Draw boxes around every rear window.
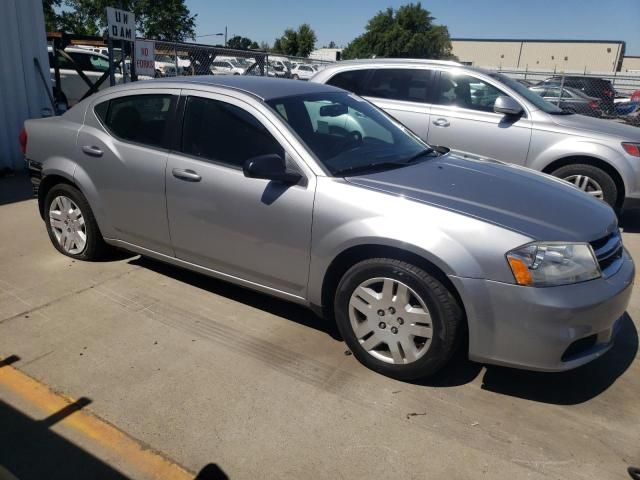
[361,68,433,103]
[326,69,370,95]
[94,94,174,148]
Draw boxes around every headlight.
[506,242,600,287]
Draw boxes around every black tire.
[292,74,299,80]
[334,258,463,380]
[550,163,618,207]
[44,183,108,261]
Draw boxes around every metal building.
[0,0,51,171]
[451,39,626,73]
[622,56,640,73]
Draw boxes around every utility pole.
[225,26,227,47]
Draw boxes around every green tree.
[272,24,316,57]
[44,0,196,40]
[226,36,260,50]
[342,2,452,60]
[43,0,62,31]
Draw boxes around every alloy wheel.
[348,277,433,364]
[49,195,87,254]
[563,174,604,199]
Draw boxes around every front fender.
[307,178,531,307]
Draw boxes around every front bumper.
[449,249,635,371]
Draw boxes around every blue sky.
[186,0,640,55]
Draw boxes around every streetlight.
[195,26,227,46]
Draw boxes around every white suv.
[291,64,316,80]
[48,47,124,107]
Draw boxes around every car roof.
[329,58,462,67]
[126,75,343,100]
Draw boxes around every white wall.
[0,0,52,171]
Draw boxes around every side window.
[99,94,174,148]
[94,100,109,123]
[88,55,109,72]
[326,69,371,95]
[68,52,93,71]
[361,68,433,103]
[435,72,507,112]
[51,52,75,70]
[181,96,284,168]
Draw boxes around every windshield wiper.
[398,147,435,164]
[332,162,406,176]
[333,149,435,177]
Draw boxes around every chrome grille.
[590,231,624,277]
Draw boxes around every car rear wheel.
[44,184,108,261]
[334,258,463,380]
[551,163,617,207]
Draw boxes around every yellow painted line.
[0,361,193,480]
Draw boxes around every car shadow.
[0,172,34,206]
[620,208,640,233]
[130,257,637,404]
[479,313,638,405]
[128,256,343,341]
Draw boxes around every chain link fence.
[146,40,334,80]
[497,68,640,127]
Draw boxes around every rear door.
[76,89,178,254]
[427,70,532,164]
[359,68,434,141]
[326,68,434,141]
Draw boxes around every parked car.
[48,46,122,107]
[311,59,640,209]
[154,54,179,77]
[537,76,616,114]
[210,60,245,75]
[22,76,634,380]
[291,64,316,80]
[266,60,289,78]
[529,85,603,117]
[516,79,537,88]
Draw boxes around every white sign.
[134,40,155,76]
[106,7,135,41]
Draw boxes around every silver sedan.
[22,76,634,380]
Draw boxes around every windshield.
[156,55,174,63]
[266,92,435,176]
[489,72,564,114]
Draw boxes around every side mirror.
[494,95,524,116]
[243,154,302,184]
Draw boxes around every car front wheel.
[334,258,463,380]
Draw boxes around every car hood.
[547,112,640,140]
[345,155,617,242]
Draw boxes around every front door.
[427,71,532,165]
[165,91,315,298]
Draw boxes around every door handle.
[172,168,202,182]
[433,118,450,127]
[81,145,103,157]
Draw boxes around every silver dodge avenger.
[22,76,634,380]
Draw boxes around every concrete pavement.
[0,176,638,479]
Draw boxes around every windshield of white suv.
[488,72,565,114]
[267,92,436,176]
